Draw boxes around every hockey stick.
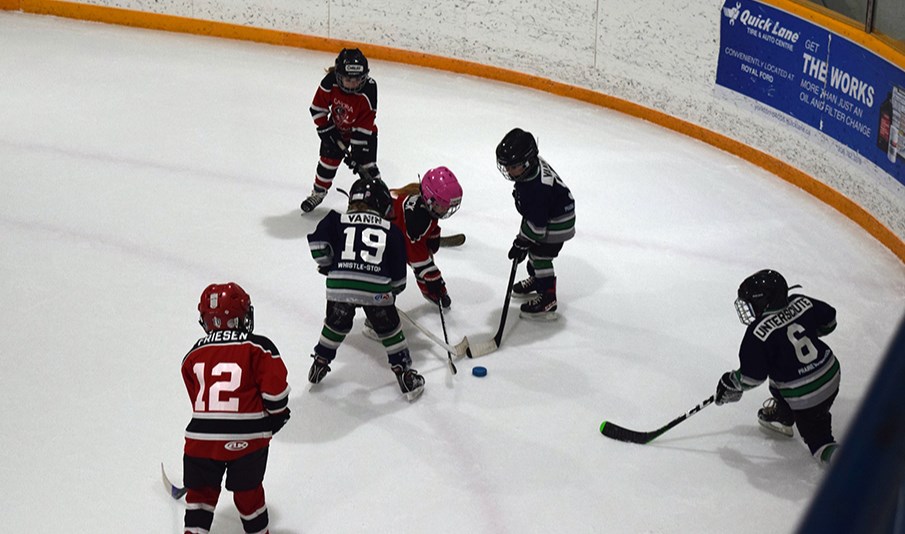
[599,395,715,444]
[466,257,519,358]
[437,301,457,375]
[336,140,375,180]
[439,234,466,248]
[398,308,470,357]
[160,462,187,500]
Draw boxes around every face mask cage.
[497,160,530,181]
[337,73,366,92]
[425,196,461,219]
[734,297,756,325]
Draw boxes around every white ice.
[1,11,903,534]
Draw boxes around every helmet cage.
[424,195,461,219]
[734,297,757,325]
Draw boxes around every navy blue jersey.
[733,294,839,410]
[308,209,407,306]
[512,157,576,244]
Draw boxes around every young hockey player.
[307,176,425,400]
[495,128,576,320]
[302,48,380,213]
[182,282,291,534]
[390,166,463,308]
[714,269,841,465]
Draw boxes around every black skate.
[300,188,327,213]
[511,277,537,299]
[757,398,794,437]
[519,290,557,321]
[392,365,425,401]
[308,355,332,385]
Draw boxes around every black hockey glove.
[423,278,451,309]
[317,123,343,148]
[269,408,290,435]
[508,236,532,263]
[715,372,743,405]
[317,266,330,276]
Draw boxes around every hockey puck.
[472,366,487,377]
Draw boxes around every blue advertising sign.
[717,0,905,184]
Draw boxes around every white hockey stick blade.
[465,338,498,358]
[161,463,187,500]
[398,309,470,357]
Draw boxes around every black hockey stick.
[161,462,187,500]
[336,140,375,180]
[437,301,457,375]
[599,395,715,444]
[466,257,519,357]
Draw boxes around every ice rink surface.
[1,11,904,533]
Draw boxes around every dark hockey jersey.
[309,72,378,154]
[182,330,290,461]
[731,294,839,410]
[308,209,407,306]
[512,157,576,244]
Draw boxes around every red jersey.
[182,330,290,461]
[391,186,442,285]
[309,72,378,140]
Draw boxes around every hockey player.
[390,166,463,308]
[495,128,575,320]
[302,48,380,213]
[182,282,290,534]
[307,176,425,400]
[714,269,841,465]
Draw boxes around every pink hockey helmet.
[420,166,463,219]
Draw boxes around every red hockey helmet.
[198,282,254,333]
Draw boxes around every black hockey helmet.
[348,177,391,217]
[734,269,789,325]
[496,128,539,182]
[334,48,370,93]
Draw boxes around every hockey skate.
[519,290,557,321]
[392,365,425,401]
[300,187,327,213]
[757,397,794,437]
[813,442,838,465]
[308,355,332,385]
[511,277,537,299]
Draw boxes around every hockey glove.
[715,372,743,405]
[508,236,532,263]
[317,123,343,148]
[422,278,451,309]
[317,266,330,276]
[269,408,290,435]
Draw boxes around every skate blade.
[519,310,558,321]
[757,419,794,437]
[403,385,425,402]
[510,292,538,300]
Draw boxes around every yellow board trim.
[3,0,904,262]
